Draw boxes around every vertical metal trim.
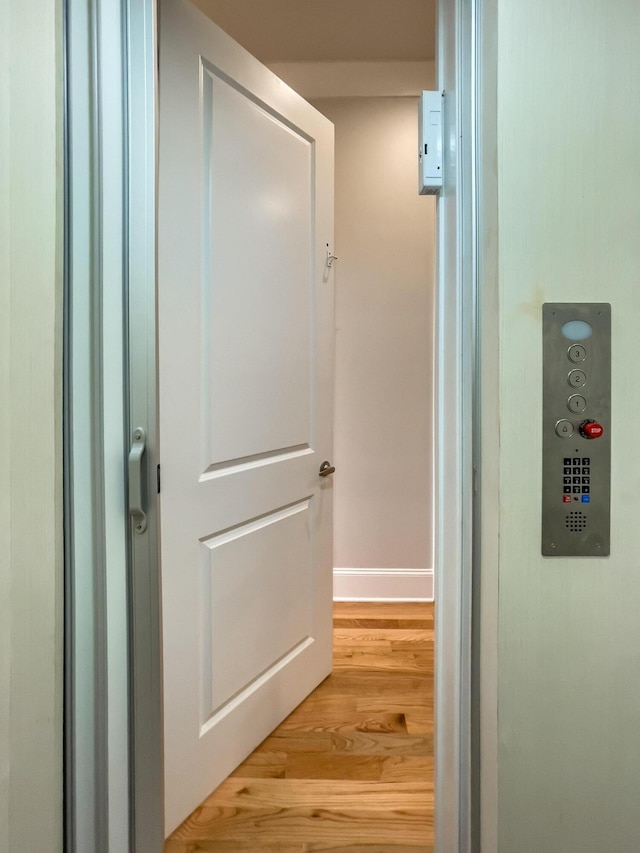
[62,2,75,849]
[119,10,136,839]
[64,0,132,848]
[65,0,108,847]
[125,0,164,848]
[88,3,111,847]
[473,0,500,849]
[434,0,477,851]
[457,1,477,850]
[469,0,483,849]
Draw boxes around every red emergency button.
[579,419,604,439]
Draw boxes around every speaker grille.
[565,511,587,533]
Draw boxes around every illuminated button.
[567,394,587,414]
[568,370,587,388]
[562,320,592,340]
[568,344,587,363]
[563,495,572,503]
[555,419,574,438]
[581,494,590,503]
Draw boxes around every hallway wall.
[271,60,437,601]
[313,95,436,600]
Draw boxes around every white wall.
[310,94,436,600]
[271,61,437,601]
[0,1,63,850]
[490,1,640,849]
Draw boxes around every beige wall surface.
[0,2,63,851]
[495,1,640,850]
[313,96,435,581]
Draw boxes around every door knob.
[319,460,335,477]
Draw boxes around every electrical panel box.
[541,303,611,556]
[419,90,442,196]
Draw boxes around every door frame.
[64,0,163,850]
[435,0,481,850]
[63,0,483,851]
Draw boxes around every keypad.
[561,460,591,501]
[542,304,610,556]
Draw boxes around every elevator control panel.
[542,303,611,556]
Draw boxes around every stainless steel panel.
[542,303,611,556]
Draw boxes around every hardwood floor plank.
[333,651,424,672]
[165,842,308,853]
[171,807,431,846]
[332,602,433,620]
[326,672,426,693]
[277,688,411,733]
[333,628,433,648]
[333,619,432,630]
[259,730,432,757]
[258,731,334,754]
[333,627,433,639]
[404,714,433,735]
[356,698,433,716]
[229,751,286,779]
[329,732,432,756]
[165,602,434,852]
[193,778,428,810]
[305,845,433,853]
[167,842,432,853]
[284,752,387,781]
[378,755,433,783]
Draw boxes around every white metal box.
[419,90,442,195]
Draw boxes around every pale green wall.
[0,2,63,850]
[496,1,640,850]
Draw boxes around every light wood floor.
[166,601,434,853]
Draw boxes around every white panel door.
[158,0,335,835]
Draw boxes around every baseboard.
[333,568,434,602]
